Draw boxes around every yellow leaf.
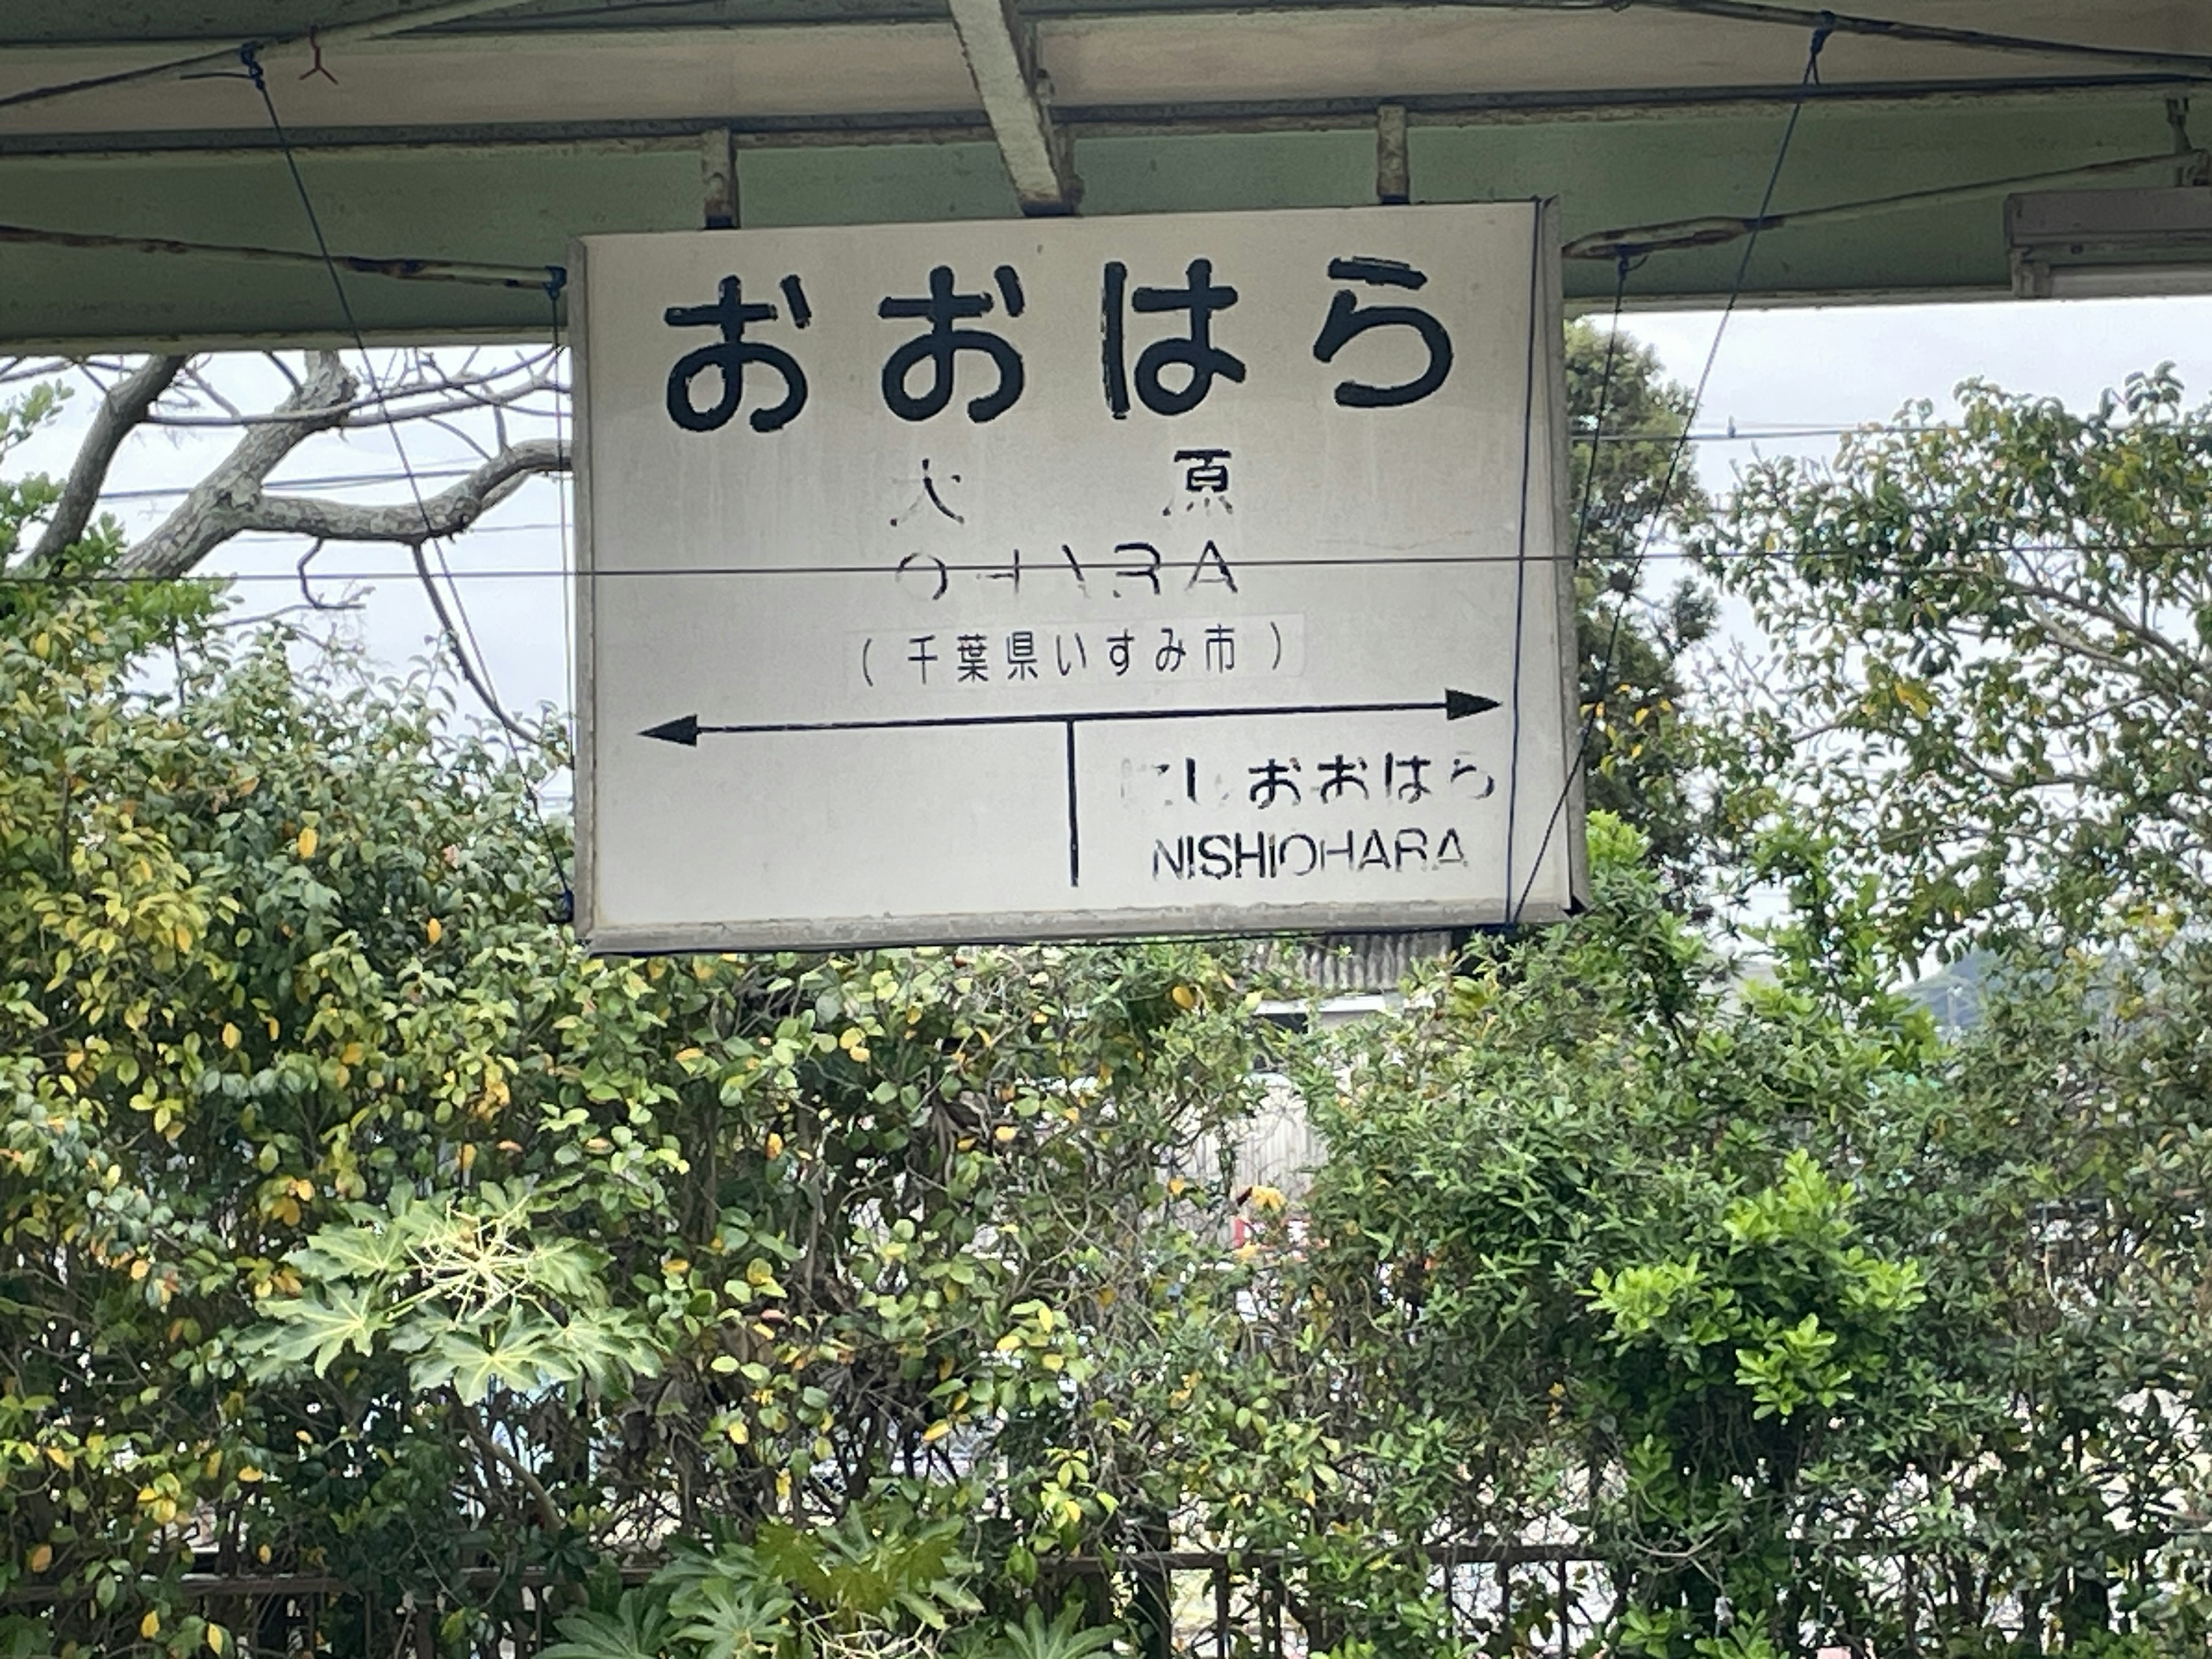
[994,1332,1023,1353]
[141,1613,161,1639]
[849,1044,870,1062]
[662,1257,690,1277]
[920,1420,952,1443]
[425,916,443,944]
[130,1258,151,1282]
[28,1543,51,1574]
[458,1143,477,1173]
[221,1023,240,1051]
[993,1125,1017,1144]
[296,825,318,859]
[236,1465,264,1483]
[174,925,192,952]
[340,1041,365,1065]
[208,1623,229,1654]
[765,1132,785,1159]
[1170,984,1197,1010]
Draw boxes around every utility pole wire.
[122,432,565,579]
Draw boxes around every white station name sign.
[573,203,1585,950]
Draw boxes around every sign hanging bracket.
[702,127,739,229]
[1377,104,1411,205]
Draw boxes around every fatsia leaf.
[413,1325,566,1404]
[538,1592,673,1659]
[994,1603,1118,1659]
[672,1580,796,1659]
[247,1286,388,1378]
[289,1219,412,1283]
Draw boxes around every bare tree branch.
[124,433,566,578]
[119,352,359,578]
[24,354,189,571]
[0,357,77,388]
[137,354,560,429]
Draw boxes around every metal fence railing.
[12,1537,2205,1658]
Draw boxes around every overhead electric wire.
[0,127,2180,319]
[1567,144,2208,263]
[0,0,544,115]
[1512,12,1832,925]
[233,39,575,906]
[99,462,504,503]
[239,43,543,751]
[14,539,2212,588]
[1642,0,2212,78]
[3,0,2207,122]
[79,422,1959,512]
[0,222,554,290]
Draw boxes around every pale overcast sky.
[17,291,2212,770]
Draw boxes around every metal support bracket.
[702,127,738,229]
[1376,103,1410,204]
[948,0,1082,215]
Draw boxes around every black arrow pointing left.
[641,689,1499,747]
[637,688,1501,890]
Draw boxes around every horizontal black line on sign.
[641,689,1499,746]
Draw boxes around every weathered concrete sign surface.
[573,202,1583,950]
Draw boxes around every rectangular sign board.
[573,202,1585,950]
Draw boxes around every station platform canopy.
[2,2,2209,348]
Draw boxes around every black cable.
[19,536,2212,586]
[240,46,527,734]
[1511,12,1834,925]
[3,0,2206,120]
[0,221,551,290]
[1491,252,1623,933]
[239,43,574,912]
[1646,0,2212,78]
[545,272,577,923]
[1499,206,1555,952]
[77,421,1974,509]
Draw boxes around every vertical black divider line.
[1065,719,1081,887]
[1499,201,1545,927]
